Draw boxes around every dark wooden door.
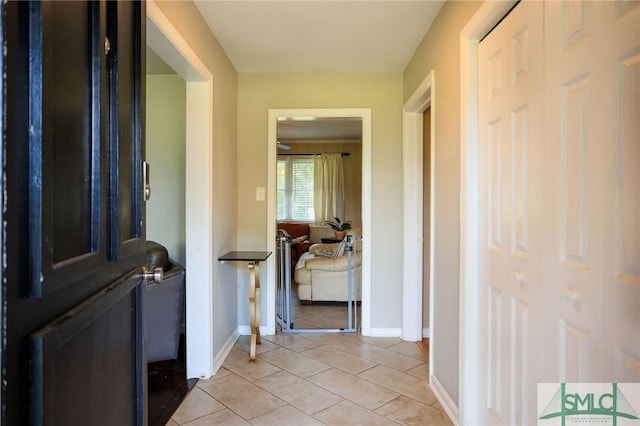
[3,1,147,424]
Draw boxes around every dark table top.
[321,238,343,244]
[218,251,272,262]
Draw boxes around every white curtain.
[314,153,345,223]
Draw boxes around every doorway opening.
[145,46,189,426]
[275,117,362,331]
[146,1,215,380]
[265,109,372,336]
[145,48,186,267]
[402,71,435,346]
[403,71,460,417]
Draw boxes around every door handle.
[143,161,151,201]
[142,266,163,283]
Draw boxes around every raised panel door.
[477,1,545,424]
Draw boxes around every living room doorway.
[265,109,372,335]
[275,117,363,331]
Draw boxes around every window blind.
[277,156,314,221]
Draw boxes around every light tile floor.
[288,280,361,331]
[168,333,452,425]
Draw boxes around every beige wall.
[146,74,186,265]
[403,0,482,407]
[154,0,239,357]
[278,141,362,228]
[238,73,403,329]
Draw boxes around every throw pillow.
[291,234,308,244]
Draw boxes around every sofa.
[294,236,362,304]
[277,222,312,270]
[145,241,186,363]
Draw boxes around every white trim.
[211,328,240,377]
[422,328,430,338]
[146,1,209,83]
[147,0,215,380]
[402,71,435,344]
[368,328,402,338]
[459,1,517,424]
[430,374,460,426]
[267,109,372,336]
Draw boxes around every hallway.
[167,334,451,425]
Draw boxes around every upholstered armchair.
[277,222,312,270]
[145,241,186,363]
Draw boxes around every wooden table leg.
[248,261,261,361]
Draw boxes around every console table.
[218,251,272,361]
[321,237,343,244]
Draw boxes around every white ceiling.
[193,0,445,73]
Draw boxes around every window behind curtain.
[277,156,314,221]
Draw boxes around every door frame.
[146,0,215,379]
[459,1,517,424]
[402,70,435,346]
[266,108,372,335]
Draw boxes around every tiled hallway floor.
[167,333,452,425]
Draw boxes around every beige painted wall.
[153,0,239,357]
[238,73,403,329]
[146,74,186,265]
[278,141,362,228]
[403,0,483,407]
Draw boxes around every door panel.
[599,0,640,384]
[478,1,545,424]
[47,1,97,263]
[3,1,146,424]
[108,0,145,261]
[544,0,602,379]
[544,0,640,384]
[477,1,639,424]
[30,0,105,297]
[31,273,144,425]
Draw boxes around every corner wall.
[403,0,482,407]
[152,0,239,370]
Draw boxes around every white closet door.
[477,1,639,424]
[544,0,640,384]
[603,2,640,383]
[477,2,545,425]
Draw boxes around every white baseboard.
[211,327,240,376]
[369,328,401,337]
[238,325,269,335]
[430,374,460,426]
[240,325,402,339]
[422,327,430,338]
